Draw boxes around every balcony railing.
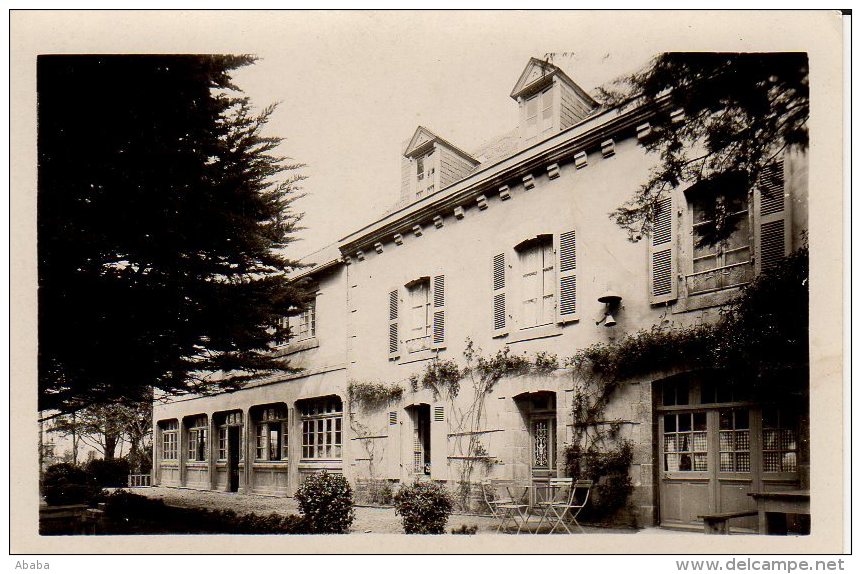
[686,260,753,296]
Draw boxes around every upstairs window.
[516,235,555,329]
[274,297,317,346]
[688,187,753,295]
[405,277,431,353]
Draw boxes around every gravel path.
[131,486,637,535]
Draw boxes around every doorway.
[227,426,241,492]
[407,404,431,477]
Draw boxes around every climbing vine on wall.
[562,246,809,522]
[346,380,404,498]
[411,339,556,510]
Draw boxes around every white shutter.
[431,273,446,349]
[649,196,678,304]
[387,288,400,360]
[556,230,578,323]
[430,405,447,480]
[492,252,508,337]
[755,159,790,274]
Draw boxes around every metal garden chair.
[482,479,529,533]
[534,478,593,534]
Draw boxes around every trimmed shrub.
[393,480,453,534]
[42,463,102,506]
[87,457,131,487]
[96,490,308,534]
[294,471,355,533]
[451,524,478,535]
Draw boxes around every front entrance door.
[227,426,241,493]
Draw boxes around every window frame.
[185,416,208,462]
[253,406,288,463]
[514,234,556,331]
[160,420,178,461]
[686,188,754,296]
[299,397,343,461]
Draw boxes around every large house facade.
[152,58,809,530]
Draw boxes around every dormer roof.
[509,57,598,107]
[403,125,479,165]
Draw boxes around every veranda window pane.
[736,452,751,472]
[693,453,707,471]
[694,412,707,431]
[678,414,691,432]
[664,414,676,432]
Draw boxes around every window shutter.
[492,252,508,337]
[648,196,678,304]
[431,273,446,349]
[387,288,400,360]
[430,405,446,479]
[556,229,578,323]
[755,159,789,274]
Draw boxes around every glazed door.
[530,415,556,500]
[659,408,756,530]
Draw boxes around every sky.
[224,12,657,259]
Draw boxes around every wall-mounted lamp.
[596,289,622,327]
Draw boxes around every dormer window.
[510,58,598,149]
[524,88,554,146]
[400,126,479,207]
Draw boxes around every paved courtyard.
[132,486,681,535]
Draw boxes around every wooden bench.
[698,510,758,534]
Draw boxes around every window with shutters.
[673,160,789,308]
[390,273,446,359]
[687,187,753,295]
[515,235,555,329]
[405,278,431,353]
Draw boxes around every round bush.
[294,471,355,533]
[393,480,454,534]
[42,463,102,506]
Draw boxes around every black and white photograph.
[9,8,847,559]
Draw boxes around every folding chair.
[483,479,529,533]
[534,479,592,534]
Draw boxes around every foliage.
[393,481,454,534]
[568,246,809,396]
[412,340,559,510]
[38,54,307,413]
[366,480,394,505]
[294,471,355,533]
[564,440,633,522]
[42,463,103,506]
[347,381,404,411]
[86,457,131,488]
[451,524,478,535]
[58,490,310,535]
[562,248,809,523]
[533,351,560,374]
[49,397,153,462]
[596,52,808,242]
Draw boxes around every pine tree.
[38,55,308,412]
